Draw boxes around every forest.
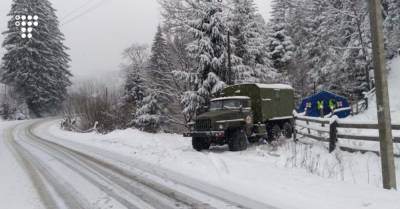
[1,0,400,134]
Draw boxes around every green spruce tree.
[135,26,174,132]
[230,0,275,83]
[1,0,71,117]
[384,0,400,58]
[266,0,295,76]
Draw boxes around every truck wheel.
[192,137,210,151]
[270,125,281,140]
[282,122,293,139]
[228,129,248,152]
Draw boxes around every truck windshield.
[209,99,248,111]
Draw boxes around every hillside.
[347,57,400,123]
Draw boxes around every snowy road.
[3,119,276,209]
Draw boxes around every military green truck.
[184,84,295,152]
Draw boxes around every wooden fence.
[350,88,376,115]
[293,114,400,155]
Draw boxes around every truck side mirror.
[199,106,208,114]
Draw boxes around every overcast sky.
[0,0,271,79]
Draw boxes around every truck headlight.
[218,124,224,130]
[245,115,253,124]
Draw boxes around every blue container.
[298,91,351,118]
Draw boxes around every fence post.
[329,121,338,153]
[293,115,298,142]
[306,119,311,134]
[356,101,359,114]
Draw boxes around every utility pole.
[313,82,316,95]
[4,84,6,101]
[368,0,397,190]
[227,30,232,85]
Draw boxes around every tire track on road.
[6,123,91,209]
[16,132,146,209]
[25,124,217,209]
[7,120,220,209]
[13,119,279,209]
[35,125,278,209]
[4,124,59,209]
[21,128,188,209]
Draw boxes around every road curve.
[5,119,278,209]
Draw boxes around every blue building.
[298,91,351,118]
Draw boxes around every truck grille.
[195,119,211,131]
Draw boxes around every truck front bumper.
[183,131,225,138]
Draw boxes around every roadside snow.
[39,119,400,209]
[332,57,400,154]
[0,120,44,209]
[346,57,400,123]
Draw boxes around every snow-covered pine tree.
[147,26,175,96]
[280,0,373,99]
[134,90,163,133]
[299,0,342,94]
[121,44,149,114]
[43,0,72,105]
[280,0,315,99]
[384,0,400,58]
[187,0,228,81]
[229,0,275,83]
[322,0,372,98]
[135,26,176,132]
[266,0,295,77]
[121,68,146,128]
[185,0,227,111]
[1,0,71,117]
[161,0,227,121]
[124,68,146,101]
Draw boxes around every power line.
[61,0,98,21]
[61,0,109,26]
[61,0,108,25]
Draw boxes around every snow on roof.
[255,83,294,90]
[227,83,294,90]
[301,90,348,101]
[211,96,250,102]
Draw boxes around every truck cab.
[185,84,295,152]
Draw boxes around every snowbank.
[331,57,400,154]
[346,57,400,123]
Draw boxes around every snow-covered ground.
[36,124,399,209]
[346,57,400,123]
[0,120,44,209]
[336,57,400,153]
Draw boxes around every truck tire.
[282,122,293,139]
[270,124,281,140]
[192,137,210,151]
[228,129,248,152]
